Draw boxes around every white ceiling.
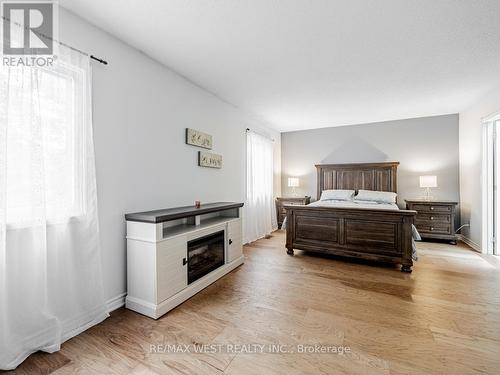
[60,0,500,132]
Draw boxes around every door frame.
[482,113,500,255]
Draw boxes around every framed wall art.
[186,128,213,149]
[198,151,222,169]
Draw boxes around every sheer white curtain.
[0,45,108,370]
[244,131,277,243]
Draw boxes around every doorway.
[483,114,500,254]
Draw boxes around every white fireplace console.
[125,202,244,319]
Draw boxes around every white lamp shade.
[419,175,437,188]
[288,177,299,187]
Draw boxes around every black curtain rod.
[90,55,108,65]
[1,16,108,66]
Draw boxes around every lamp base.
[421,187,433,201]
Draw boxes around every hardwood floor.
[6,230,500,374]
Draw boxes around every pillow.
[354,190,397,204]
[320,189,355,201]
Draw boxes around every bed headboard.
[315,162,399,199]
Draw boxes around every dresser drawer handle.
[430,207,434,210]
[430,217,434,220]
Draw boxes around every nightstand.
[276,196,311,229]
[405,200,458,244]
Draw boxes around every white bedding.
[307,199,399,211]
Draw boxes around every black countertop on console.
[125,202,244,223]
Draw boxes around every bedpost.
[401,264,412,273]
[316,166,322,201]
[285,208,294,255]
[401,215,414,272]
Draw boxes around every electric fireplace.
[187,230,225,284]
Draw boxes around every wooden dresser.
[276,196,311,228]
[405,200,458,244]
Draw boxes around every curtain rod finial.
[90,55,108,65]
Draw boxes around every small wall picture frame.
[186,128,213,149]
[198,151,222,169]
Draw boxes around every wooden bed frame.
[285,162,417,272]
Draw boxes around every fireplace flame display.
[187,231,225,284]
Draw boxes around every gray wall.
[281,114,460,208]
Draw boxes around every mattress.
[307,199,399,210]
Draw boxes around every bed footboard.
[284,205,416,272]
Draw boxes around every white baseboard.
[459,235,481,252]
[106,292,126,313]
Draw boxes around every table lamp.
[288,177,299,196]
[420,175,437,201]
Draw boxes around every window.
[0,45,107,370]
[0,62,86,225]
